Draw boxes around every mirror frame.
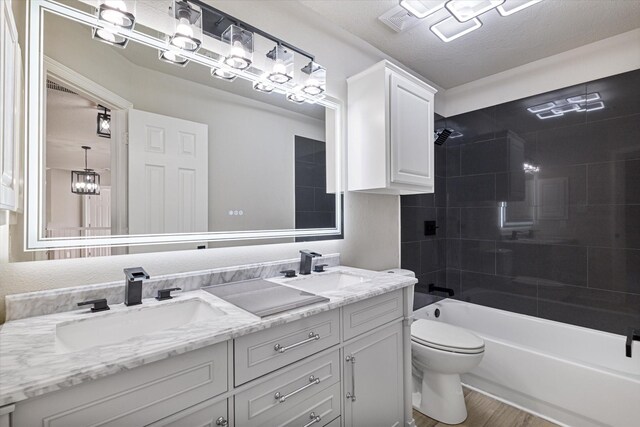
[25,0,344,251]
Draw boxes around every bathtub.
[413,300,640,427]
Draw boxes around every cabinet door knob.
[215,416,228,426]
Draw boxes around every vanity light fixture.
[266,44,293,84]
[97,0,135,30]
[159,49,189,66]
[169,0,202,52]
[430,16,482,42]
[71,146,101,195]
[211,68,237,82]
[301,61,326,96]
[400,0,445,19]
[222,25,253,70]
[496,0,543,16]
[97,105,111,138]
[445,0,505,22]
[91,27,128,48]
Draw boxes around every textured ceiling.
[299,0,640,89]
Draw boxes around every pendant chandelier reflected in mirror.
[71,146,101,195]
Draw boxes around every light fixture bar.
[188,0,315,62]
[526,101,555,113]
[497,0,543,16]
[445,0,505,22]
[567,92,600,104]
[430,16,482,42]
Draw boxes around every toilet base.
[414,370,467,425]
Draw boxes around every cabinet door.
[148,398,228,427]
[0,0,20,211]
[343,322,404,427]
[389,72,434,188]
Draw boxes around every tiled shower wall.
[402,69,640,335]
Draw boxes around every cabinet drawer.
[235,351,340,427]
[148,398,227,427]
[343,290,403,340]
[244,382,341,427]
[235,309,340,385]
[13,342,228,427]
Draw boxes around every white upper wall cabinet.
[0,0,21,212]
[347,60,436,195]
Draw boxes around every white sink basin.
[272,272,369,294]
[56,298,226,353]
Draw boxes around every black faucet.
[299,250,322,275]
[428,283,455,297]
[124,267,149,306]
[626,328,640,357]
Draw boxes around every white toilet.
[411,318,485,424]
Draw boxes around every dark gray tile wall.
[402,70,640,335]
[294,136,343,242]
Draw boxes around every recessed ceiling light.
[496,0,543,16]
[430,16,482,42]
[444,0,505,22]
[92,27,128,48]
[399,1,446,19]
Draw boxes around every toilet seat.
[411,319,484,354]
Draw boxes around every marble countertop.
[0,266,416,407]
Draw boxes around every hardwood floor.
[413,387,559,427]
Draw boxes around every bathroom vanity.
[0,264,417,427]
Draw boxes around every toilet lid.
[411,319,484,353]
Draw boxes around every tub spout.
[626,328,640,358]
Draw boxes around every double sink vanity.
[0,255,417,427]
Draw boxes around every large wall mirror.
[25,0,343,258]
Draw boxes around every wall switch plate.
[424,221,437,236]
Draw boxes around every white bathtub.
[413,300,640,427]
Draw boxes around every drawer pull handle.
[274,332,320,353]
[274,375,321,403]
[215,416,228,426]
[346,354,356,402]
[303,412,322,427]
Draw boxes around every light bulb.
[176,18,193,37]
[253,81,274,93]
[268,60,291,84]
[100,0,134,28]
[302,79,323,96]
[224,41,251,70]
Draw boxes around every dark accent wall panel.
[401,70,640,335]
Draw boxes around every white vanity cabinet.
[0,0,21,212]
[348,60,437,195]
[12,342,229,427]
[10,287,412,427]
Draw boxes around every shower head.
[434,128,452,146]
